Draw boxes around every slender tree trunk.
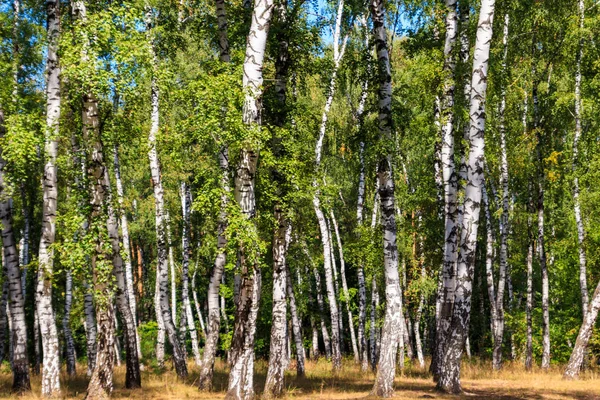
[532,55,550,370]
[63,269,76,376]
[414,245,425,369]
[327,216,344,353]
[166,216,177,327]
[0,107,30,393]
[113,145,142,360]
[370,0,402,395]
[432,0,459,381]
[525,236,534,370]
[356,142,368,372]
[369,277,378,371]
[303,243,331,359]
[198,147,229,390]
[286,261,305,376]
[154,266,165,367]
[311,0,347,372]
[330,210,359,363]
[564,277,600,378]
[145,5,188,379]
[264,208,289,398]
[37,1,61,396]
[226,0,273,396]
[179,183,201,366]
[493,12,510,372]
[437,0,495,393]
[573,0,588,321]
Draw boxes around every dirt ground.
[1,358,599,399]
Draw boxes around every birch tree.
[145,5,188,379]
[437,0,496,392]
[370,0,403,394]
[226,0,274,396]
[37,0,61,395]
[432,0,459,380]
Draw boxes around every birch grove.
[0,0,599,398]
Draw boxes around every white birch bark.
[63,268,76,376]
[370,0,402,394]
[179,182,201,366]
[264,207,289,398]
[564,275,600,378]
[37,0,61,395]
[113,145,141,359]
[369,277,378,371]
[532,56,550,370]
[573,0,588,320]
[0,282,7,366]
[433,0,459,381]
[84,281,97,376]
[0,106,30,392]
[154,265,165,367]
[303,242,331,359]
[330,210,359,362]
[438,0,496,392]
[414,238,425,369]
[326,215,344,353]
[525,235,534,370]
[145,5,187,378]
[226,0,273,396]
[285,259,305,376]
[166,214,177,326]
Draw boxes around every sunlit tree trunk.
[532,51,550,370]
[145,5,187,379]
[83,281,98,376]
[63,268,76,376]
[370,0,402,394]
[0,107,30,393]
[179,182,201,366]
[286,260,305,376]
[303,242,331,359]
[572,0,588,321]
[432,0,459,381]
[564,277,600,378]
[414,233,425,369]
[113,145,142,359]
[330,210,359,362]
[311,0,347,371]
[264,207,289,398]
[492,12,510,372]
[369,277,378,371]
[226,0,273,396]
[437,0,495,393]
[326,216,344,353]
[37,1,61,396]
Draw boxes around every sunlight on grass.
[1,357,599,399]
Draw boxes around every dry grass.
[1,357,599,399]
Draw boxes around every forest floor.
[2,357,600,399]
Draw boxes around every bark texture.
[37,1,61,395]
[437,0,495,393]
[370,0,402,395]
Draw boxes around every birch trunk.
[370,0,402,394]
[179,183,201,366]
[145,6,188,379]
[532,59,550,370]
[356,142,368,371]
[286,262,305,376]
[113,145,141,359]
[327,216,344,353]
[433,0,459,381]
[564,276,600,378]
[330,210,359,362]
[303,243,331,359]
[414,247,425,369]
[438,0,495,392]
[154,264,165,367]
[80,88,116,399]
[198,0,231,386]
[63,268,76,376]
[369,277,378,371]
[226,0,273,395]
[264,207,289,398]
[493,12,510,372]
[37,0,61,395]
[0,107,30,392]
[525,236,534,370]
[166,216,177,327]
[311,0,347,371]
[573,0,588,320]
